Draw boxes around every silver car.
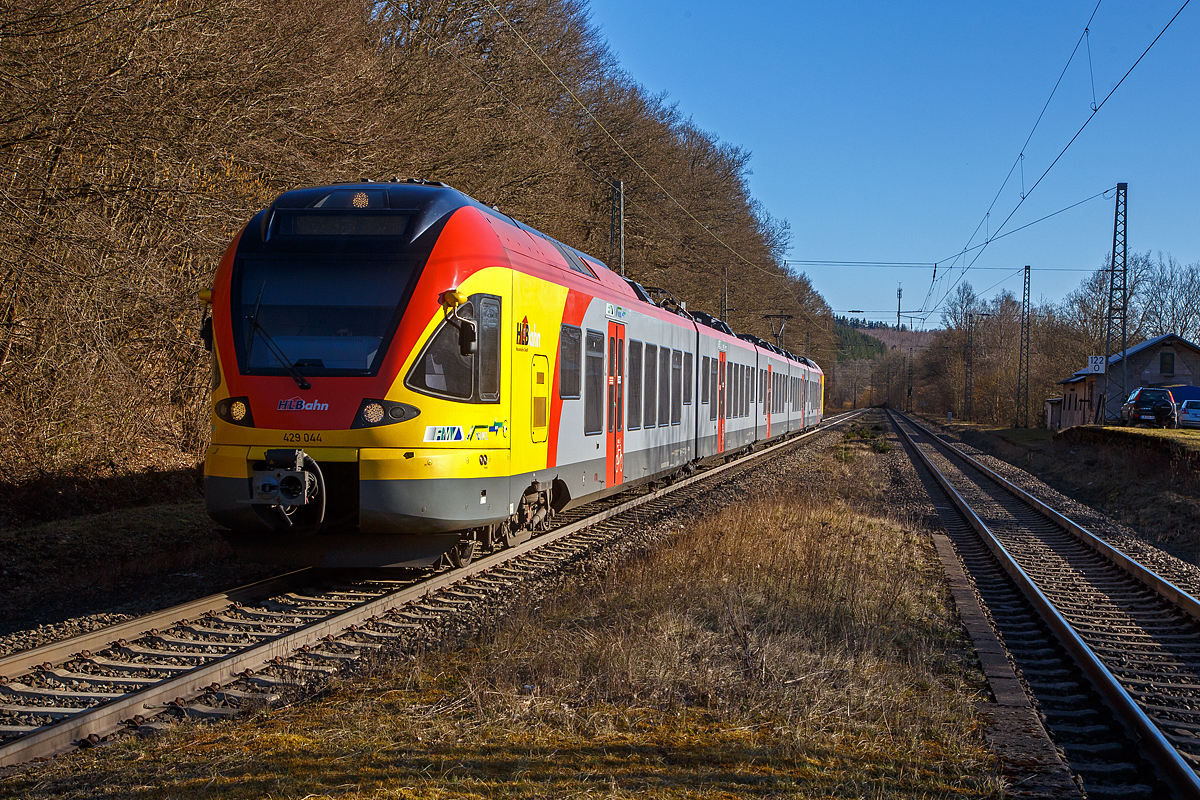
[1180,399,1200,429]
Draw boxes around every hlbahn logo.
[278,397,329,411]
[516,316,541,348]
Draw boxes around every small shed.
[1043,397,1062,430]
[1052,334,1200,427]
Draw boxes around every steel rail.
[901,413,1200,625]
[0,570,315,680]
[889,410,1200,797]
[0,411,858,767]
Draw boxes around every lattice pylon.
[1102,183,1128,421]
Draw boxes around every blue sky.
[583,0,1199,327]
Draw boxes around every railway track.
[890,410,1200,799]
[0,412,858,768]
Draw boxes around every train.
[200,179,823,567]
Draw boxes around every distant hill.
[834,319,887,361]
[868,327,940,352]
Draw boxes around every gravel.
[924,420,1200,602]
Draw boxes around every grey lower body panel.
[359,474,512,534]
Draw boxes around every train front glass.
[230,190,420,383]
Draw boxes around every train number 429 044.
[283,432,322,443]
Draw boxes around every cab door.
[531,354,549,443]
[717,351,726,453]
[606,322,625,485]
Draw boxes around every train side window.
[406,302,474,400]
[644,344,658,427]
[559,325,582,399]
[725,362,732,420]
[584,329,604,435]
[748,364,754,406]
[671,350,683,424]
[709,359,718,421]
[734,364,744,417]
[732,364,739,417]
[729,367,739,419]
[627,340,643,430]
[683,352,693,405]
[658,346,671,427]
[738,365,745,417]
[479,297,501,402]
[720,362,729,422]
[734,367,744,419]
[700,356,710,403]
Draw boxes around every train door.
[531,354,549,443]
[717,351,726,452]
[607,321,624,485]
[765,364,772,438]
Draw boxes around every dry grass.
[1105,424,1200,453]
[1,433,1000,798]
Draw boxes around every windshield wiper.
[246,281,311,390]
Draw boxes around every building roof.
[1071,333,1200,378]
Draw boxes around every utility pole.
[722,263,728,323]
[1015,265,1031,428]
[1102,182,1128,422]
[609,180,625,277]
[804,330,810,358]
[964,312,992,421]
[897,284,902,329]
[908,346,914,412]
[964,317,974,421]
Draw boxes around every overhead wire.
[922,0,1103,315]
[926,0,1191,321]
[476,0,818,318]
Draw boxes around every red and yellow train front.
[202,184,564,564]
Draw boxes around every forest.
[0,0,837,489]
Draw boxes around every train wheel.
[447,539,476,569]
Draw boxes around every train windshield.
[234,257,416,376]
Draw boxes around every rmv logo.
[278,397,329,411]
[516,316,541,348]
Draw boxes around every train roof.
[266,180,822,373]
[268,180,604,270]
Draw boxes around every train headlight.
[215,396,255,427]
[351,398,420,429]
[362,402,385,424]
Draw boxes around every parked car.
[1121,387,1178,427]
[1180,399,1200,429]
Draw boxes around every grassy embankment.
[2,425,1001,798]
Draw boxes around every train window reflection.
[584,330,605,435]
[408,304,474,400]
[238,258,410,375]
